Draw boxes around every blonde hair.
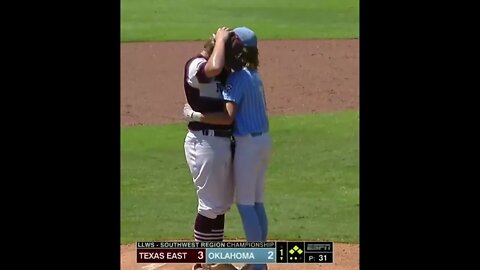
[203,36,215,55]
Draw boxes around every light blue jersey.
[222,68,269,136]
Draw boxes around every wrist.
[190,111,202,122]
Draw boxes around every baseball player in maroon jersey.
[183,27,239,270]
[184,27,270,270]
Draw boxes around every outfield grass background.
[121,0,359,42]
[121,112,359,244]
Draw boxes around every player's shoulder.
[188,56,207,67]
[228,68,250,81]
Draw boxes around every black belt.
[201,129,232,138]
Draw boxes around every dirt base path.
[121,39,358,127]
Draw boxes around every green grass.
[121,0,359,42]
[121,111,359,244]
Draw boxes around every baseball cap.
[233,27,257,47]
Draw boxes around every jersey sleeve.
[222,73,244,104]
[187,58,212,87]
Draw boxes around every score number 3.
[198,251,204,260]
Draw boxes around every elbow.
[210,63,224,76]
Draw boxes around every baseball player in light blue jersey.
[185,27,271,270]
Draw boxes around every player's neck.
[200,50,209,59]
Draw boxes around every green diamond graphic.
[297,249,303,254]
[289,249,295,254]
[293,246,299,251]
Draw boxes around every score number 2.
[267,250,276,262]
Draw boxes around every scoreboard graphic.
[137,242,333,264]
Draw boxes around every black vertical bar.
[275,241,287,263]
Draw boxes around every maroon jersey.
[184,55,233,131]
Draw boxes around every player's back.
[226,68,269,136]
